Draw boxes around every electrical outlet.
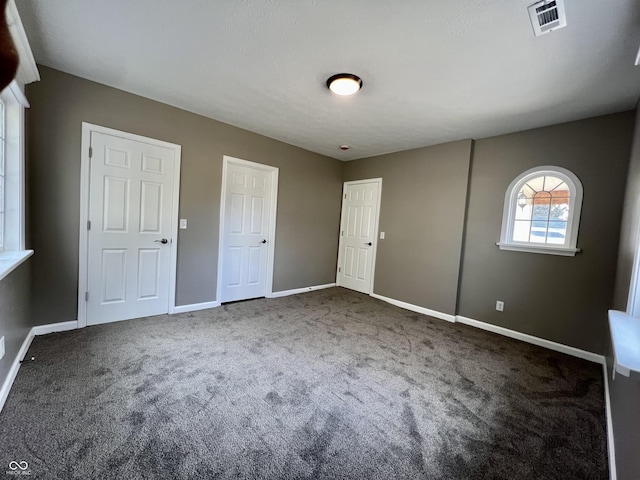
[496,301,504,312]
[0,336,4,360]
[380,232,385,239]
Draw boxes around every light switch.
[380,232,385,239]
[179,219,188,229]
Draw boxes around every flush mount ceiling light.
[326,73,362,96]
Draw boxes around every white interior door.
[85,130,179,325]
[219,157,278,303]
[337,179,382,294]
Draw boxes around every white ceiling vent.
[528,0,567,37]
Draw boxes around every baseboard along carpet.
[0,288,607,479]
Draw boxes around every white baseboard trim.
[455,315,605,364]
[602,360,617,480]
[0,328,35,413]
[370,293,456,323]
[173,301,220,314]
[33,321,78,336]
[270,283,336,299]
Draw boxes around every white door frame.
[335,178,383,295]
[216,155,279,303]
[78,122,182,328]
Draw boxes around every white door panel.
[87,131,177,325]
[337,180,381,294]
[220,159,277,303]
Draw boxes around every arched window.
[498,166,583,256]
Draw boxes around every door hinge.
[339,267,341,273]
[87,220,91,230]
[85,291,89,302]
[89,146,93,158]
[341,231,344,236]
[344,194,346,199]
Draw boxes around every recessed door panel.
[101,249,127,303]
[346,206,358,237]
[141,154,164,174]
[251,196,264,234]
[252,175,266,191]
[140,181,163,233]
[232,172,246,187]
[103,176,129,232]
[248,246,261,285]
[227,247,242,287]
[105,147,130,169]
[344,246,355,278]
[137,249,160,299]
[230,194,245,234]
[357,248,368,280]
[360,206,372,238]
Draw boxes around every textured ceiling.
[15,0,640,160]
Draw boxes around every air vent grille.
[528,0,566,37]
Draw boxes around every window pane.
[551,181,569,194]
[532,199,550,221]
[515,188,532,220]
[543,176,564,191]
[550,200,569,221]
[531,194,550,242]
[520,184,536,198]
[526,176,545,192]
[546,220,567,244]
[515,202,532,220]
[513,220,531,242]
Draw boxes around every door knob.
[260,239,267,244]
[365,242,372,246]
[155,238,169,244]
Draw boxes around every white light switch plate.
[0,336,4,360]
[380,232,385,239]
[179,219,187,229]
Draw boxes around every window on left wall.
[0,81,33,282]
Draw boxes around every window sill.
[0,250,33,282]
[496,242,580,256]
[608,310,640,378]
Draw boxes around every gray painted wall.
[0,261,33,389]
[25,66,343,324]
[610,106,640,480]
[458,112,634,354]
[343,140,472,315]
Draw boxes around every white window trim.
[0,81,33,282]
[497,165,583,257]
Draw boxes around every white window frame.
[0,81,33,281]
[497,165,583,257]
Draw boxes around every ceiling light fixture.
[327,73,362,96]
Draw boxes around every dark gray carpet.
[0,287,607,479]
